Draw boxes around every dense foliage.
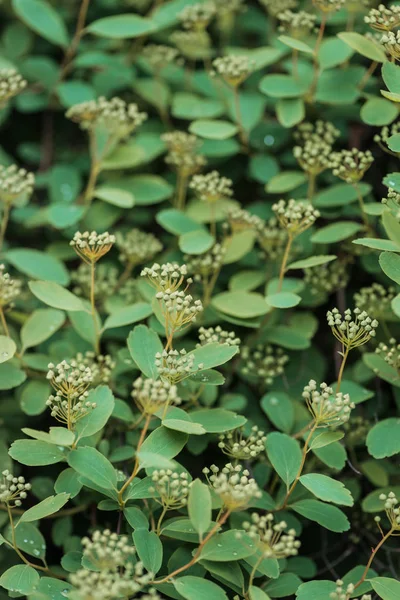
[1,0,400,598]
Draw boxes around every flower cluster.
[376,338,400,372]
[211,55,254,87]
[227,208,265,233]
[354,283,395,319]
[0,69,27,107]
[381,30,400,61]
[74,351,115,385]
[197,325,240,347]
[66,96,147,137]
[81,529,135,570]
[294,120,339,175]
[150,470,190,508]
[203,463,262,510]
[312,0,346,12]
[156,290,203,330]
[72,263,119,300]
[302,380,355,427]
[155,349,202,384]
[278,10,317,37]
[132,377,181,415]
[260,0,297,17]
[46,359,95,427]
[331,148,374,184]
[327,307,379,350]
[382,188,400,218]
[141,262,189,293]
[241,344,288,386]
[374,121,400,151]
[179,2,216,30]
[304,260,349,298]
[0,164,35,204]
[116,229,162,266]
[185,244,225,282]
[330,580,371,600]
[0,264,21,308]
[190,170,233,202]
[257,217,288,260]
[272,199,319,236]
[0,470,31,507]
[162,130,206,175]
[242,513,301,558]
[365,4,400,32]
[342,416,371,447]
[170,30,212,61]
[142,44,181,70]
[218,426,266,459]
[378,491,400,530]
[71,231,116,264]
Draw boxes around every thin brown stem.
[314,14,327,58]
[0,202,11,251]
[308,173,316,201]
[156,505,168,535]
[336,346,350,394]
[0,305,10,337]
[352,528,394,594]
[277,234,293,292]
[59,0,91,81]
[176,171,188,210]
[358,61,378,92]
[118,414,151,506]
[280,422,317,509]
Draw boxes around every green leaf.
[174,576,228,600]
[19,493,70,523]
[278,35,313,54]
[338,32,386,62]
[299,473,354,506]
[21,308,65,350]
[291,499,350,533]
[140,426,187,459]
[9,439,65,465]
[314,182,370,207]
[362,486,400,512]
[212,291,269,318]
[188,479,212,540]
[0,564,40,595]
[318,38,353,70]
[382,61,400,94]
[172,92,224,120]
[265,573,301,597]
[387,133,400,152]
[287,255,336,270]
[29,280,85,311]
[127,324,163,379]
[54,468,83,499]
[49,427,75,445]
[68,447,117,490]
[249,587,272,600]
[0,335,16,363]
[296,581,335,600]
[259,74,311,98]
[6,249,69,285]
[266,292,301,309]
[311,222,362,244]
[133,529,163,574]
[0,362,26,389]
[189,119,238,140]
[266,171,307,193]
[103,302,152,330]
[179,229,214,255]
[20,381,50,416]
[265,432,302,489]
[309,431,344,450]
[200,530,256,561]
[379,251,400,285]
[122,175,173,205]
[10,522,46,559]
[75,386,115,441]
[189,408,246,432]
[371,577,400,600]
[353,238,400,251]
[163,417,206,435]
[361,97,398,126]
[367,418,400,458]
[276,98,305,128]
[189,343,238,371]
[261,392,294,434]
[157,208,202,235]
[382,210,400,245]
[94,186,135,208]
[13,0,69,47]
[86,14,155,38]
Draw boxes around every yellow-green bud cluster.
[150,469,189,508]
[312,0,345,13]
[365,4,400,31]
[260,0,297,17]
[203,463,262,510]
[376,338,400,372]
[256,217,287,260]
[155,289,203,330]
[327,307,379,349]
[66,97,147,137]
[228,208,265,233]
[382,188,400,218]
[46,359,95,427]
[215,0,246,16]
[0,470,31,507]
[272,199,319,236]
[197,325,240,347]
[342,415,370,447]
[161,131,206,174]
[116,228,162,266]
[374,122,400,147]
[81,529,135,570]
[330,580,371,600]
[278,10,317,37]
[72,263,119,299]
[241,344,288,386]
[119,278,142,304]
[304,260,349,297]
[218,426,266,459]
[242,513,301,558]
[381,30,400,60]
[170,30,212,61]
[302,379,355,427]
[179,2,216,30]
[354,283,395,319]
[378,491,400,530]
[155,349,203,384]
[71,231,115,264]
[0,164,35,204]
[331,148,374,183]
[0,264,21,308]
[295,119,340,146]
[211,55,254,87]
[190,170,233,202]
[185,244,226,281]
[141,262,190,292]
[132,376,181,415]
[142,44,181,69]
[294,121,339,175]
[74,351,115,385]
[0,69,27,107]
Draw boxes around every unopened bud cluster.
[190,170,233,202]
[241,344,288,386]
[203,463,261,510]
[343,415,370,447]
[211,55,254,87]
[304,260,349,297]
[374,122,400,148]
[331,148,374,183]
[179,2,216,30]
[197,325,240,347]
[227,208,265,233]
[312,0,345,12]
[242,513,301,558]
[257,217,287,260]
[46,360,95,427]
[72,263,119,300]
[157,289,203,330]
[82,529,135,570]
[66,97,147,137]
[132,376,181,415]
[260,0,297,17]
[294,120,339,175]
[162,131,206,175]
[0,69,27,107]
[155,349,202,384]
[278,10,317,37]
[365,4,400,31]
[170,30,212,61]
[381,30,400,60]
[141,262,189,293]
[74,351,115,385]
[377,491,400,530]
[185,244,225,281]
[330,580,371,600]
[376,338,400,372]
[0,265,21,308]
[71,231,115,264]
[327,307,378,350]
[272,199,319,236]
[116,229,162,266]
[150,469,189,508]
[142,44,181,70]
[0,470,31,507]
[302,380,355,427]
[354,283,395,319]
[0,164,35,204]
[218,426,266,459]
[382,188,400,218]
[215,0,245,16]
